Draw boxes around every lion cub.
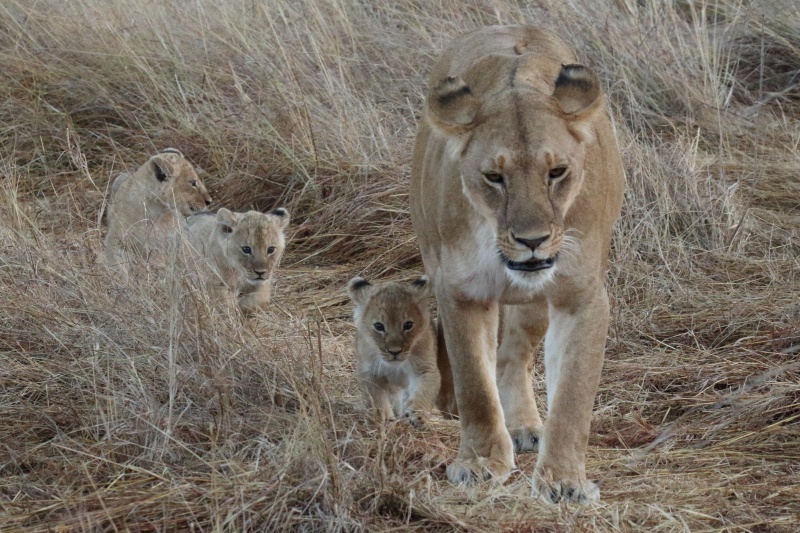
[185,207,290,315]
[105,148,212,271]
[347,276,440,428]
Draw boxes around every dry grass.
[1,0,799,530]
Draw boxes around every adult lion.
[410,25,624,503]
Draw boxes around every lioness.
[410,26,624,503]
[185,208,290,315]
[347,276,440,428]
[105,148,212,271]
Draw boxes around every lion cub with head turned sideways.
[184,207,290,315]
[347,276,440,428]
[105,148,212,272]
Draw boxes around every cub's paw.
[508,425,543,453]
[401,409,428,429]
[531,470,599,504]
[446,456,513,486]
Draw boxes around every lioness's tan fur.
[347,277,440,428]
[105,149,212,271]
[185,208,289,315]
[410,26,624,503]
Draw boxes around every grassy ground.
[1,0,799,530]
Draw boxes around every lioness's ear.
[409,275,431,300]
[552,64,602,119]
[269,207,291,230]
[347,276,372,306]
[216,208,237,234]
[427,75,480,133]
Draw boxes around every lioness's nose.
[205,199,212,206]
[512,232,549,251]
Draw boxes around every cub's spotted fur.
[185,208,289,315]
[347,276,440,428]
[105,149,211,272]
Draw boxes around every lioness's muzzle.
[502,255,556,272]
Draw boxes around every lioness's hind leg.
[434,318,458,418]
[497,299,548,453]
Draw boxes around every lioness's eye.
[267,246,276,254]
[482,172,503,185]
[190,180,198,188]
[373,322,385,333]
[403,321,414,332]
[548,167,567,180]
[241,246,252,255]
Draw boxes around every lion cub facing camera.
[185,207,289,315]
[347,276,440,428]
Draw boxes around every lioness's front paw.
[531,466,599,504]
[508,425,542,453]
[446,456,513,485]
[401,409,428,429]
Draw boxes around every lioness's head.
[215,208,290,284]
[144,149,212,215]
[428,63,603,284]
[347,276,432,363]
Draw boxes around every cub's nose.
[254,269,267,278]
[205,199,212,206]
[512,232,549,251]
[387,348,402,357]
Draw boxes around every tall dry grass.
[1,0,799,530]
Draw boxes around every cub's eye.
[267,246,276,254]
[241,246,252,255]
[373,322,385,333]
[402,321,414,332]
[548,166,568,180]
[190,180,198,188]
[482,172,504,185]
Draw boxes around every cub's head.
[427,63,603,285]
[143,148,212,215]
[215,208,290,284]
[347,276,432,363]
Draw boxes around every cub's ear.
[347,276,373,305]
[150,156,172,182]
[427,75,480,134]
[159,147,184,158]
[269,207,291,230]
[552,64,602,120]
[409,275,431,300]
[216,208,238,234]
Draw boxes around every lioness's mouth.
[501,253,556,272]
